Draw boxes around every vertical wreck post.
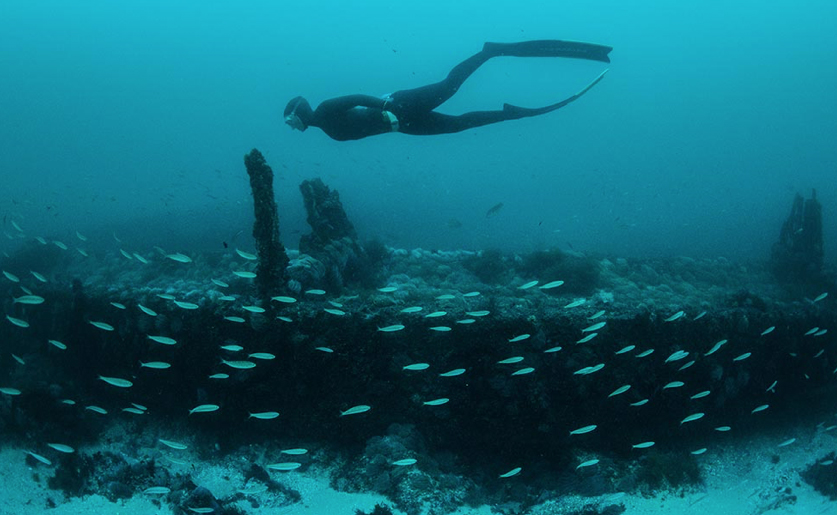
[244,148,288,295]
[297,178,366,291]
[771,189,823,284]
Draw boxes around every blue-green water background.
[2,0,835,262]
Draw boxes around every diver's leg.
[391,40,611,114]
[399,69,609,135]
[483,39,612,63]
[397,110,513,135]
[390,49,492,113]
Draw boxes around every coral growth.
[244,148,289,295]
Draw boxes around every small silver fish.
[499,467,521,478]
[680,413,704,424]
[2,270,20,282]
[89,321,114,331]
[664,311,685,322]
[159,439,188,450]
[403,363,430,371]
[47,443,74,453]
[6,315,29,328]
[189,404,220,415]
[266,462,301,471]
[221,360,256,369]
[665,350,689,362]
[236,249,258,260]
[13,295,44,305]
[138,304,158,317]
[704,339,728,356]
[608,385,631,397]
[497,357,524,364]
[98,376,133,388]
[148,335,177,345]
[248,411,280,420]
[166,253,192,263]
[340,405,371,416]
[570,425,597,435]
[582,322,606,333]
[248,353,275,360]
[140,361,171,369]
[143,487,171,495]
[576,333,598,344]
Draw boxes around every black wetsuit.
[304,40,612,141]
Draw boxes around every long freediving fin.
[503,68,610,118]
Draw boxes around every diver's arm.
[316,95,386,115]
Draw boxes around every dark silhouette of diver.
[284,40,612,141]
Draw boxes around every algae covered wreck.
[1,155,836,515]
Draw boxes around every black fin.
[483,40,612,63]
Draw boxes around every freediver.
[283,40,612,141]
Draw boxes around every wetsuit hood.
[284,96,314,131]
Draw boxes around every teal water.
[1,0,835,259]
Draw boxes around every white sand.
[1,425,836,515]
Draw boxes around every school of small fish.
[0,232,834,497]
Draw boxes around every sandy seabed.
[2,423,836,515]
